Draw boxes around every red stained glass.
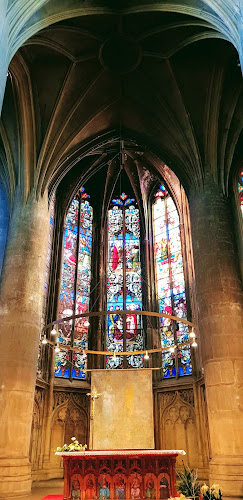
[153,189,192,378]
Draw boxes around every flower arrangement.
[176,462,201,499]
[200,484,222,500]
[56,437,87,452]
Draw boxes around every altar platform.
[56,449,186,500]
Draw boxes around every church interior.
[0,1,242,499]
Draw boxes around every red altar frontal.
[56,449,186,500]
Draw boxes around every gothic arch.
[160,391,200,469]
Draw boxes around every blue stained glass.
[238,170,243,217]
[111,199,123,206]
[55,189,93,379]
[153,190,192,378]
[124,198,135,206]
[106,198,143,369]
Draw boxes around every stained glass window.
[55,188,93,379]
[238,170,243,217]
[153,185,192,378]
[42,193,55,324]
[106,193,143,369]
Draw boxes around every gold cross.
[87,386,101,419]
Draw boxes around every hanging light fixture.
[42,334,47,345]
[192,340,198,348]
[169,346,175,353]
[189,327,196,339]
[55,342,60,353]
[144,350,149,360]
[84,319,90,328]
[51,325,57,335]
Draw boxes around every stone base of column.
[0,457,31,497]
[209,456,243,498]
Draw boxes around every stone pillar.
[0,0,9,114]
[189,176,243,497]
[0,190,49,497]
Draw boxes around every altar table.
[56,449,186,500]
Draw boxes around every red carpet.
[41,496,63,500]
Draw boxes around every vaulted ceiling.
[0,9,242,205]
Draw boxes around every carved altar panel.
[59,452,180,500]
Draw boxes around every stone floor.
[8,480,64,500]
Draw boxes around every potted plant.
[176,462,201,499]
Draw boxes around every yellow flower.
[201,484,209,495]
[211,484,220,492]
[180,495,186,500]
[212,490,219,499]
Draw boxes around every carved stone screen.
[91,369,154,450]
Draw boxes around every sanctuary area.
[0,1,242,499]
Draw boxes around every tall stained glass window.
[238,170,243,217]
[106,193,143,369]
[55,187,93,379]
[153,185,192,378]
[42,193,55,324]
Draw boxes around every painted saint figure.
[99,475,110,499]
[115,474,125,500]
[159,474,170,499]
[71,475,81,500]
[131,474,141,500]
[86,476,95,500]
[145,475,156,499]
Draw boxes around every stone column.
[189,176,243,498]
[0,0,9,114]
[0,190,49,497]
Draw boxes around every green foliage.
[176,462,201,499]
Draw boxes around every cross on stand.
[87,386,102,450]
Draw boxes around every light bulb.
[189,328,196,339]
[84,320,90,327]
[192,341,198,348]
[144,350,149,360]
[51,326,57,335]
[42,334,47,345]
[169,346,175,353]
[55,344,60,353]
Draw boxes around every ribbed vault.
[0,9,242,205]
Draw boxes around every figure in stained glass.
[55,187,93,380]
[153,185,192,378]
[106,193,143,369]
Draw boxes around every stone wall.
[30,382,209,484]
[155,383,209,482]
[30,388,89,482]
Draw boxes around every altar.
[56,449,186,500]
